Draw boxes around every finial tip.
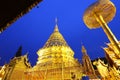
[54,17,59,32]
[55,17,58,24]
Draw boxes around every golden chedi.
[26,21,83,80]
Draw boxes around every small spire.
[81,45,87,55]
[15,46,22,57]
[54,18,59,32]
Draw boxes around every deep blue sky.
[0,0,120,66]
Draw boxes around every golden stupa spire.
[43,18,68,48]
[81,45,98,78]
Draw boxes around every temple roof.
[0,0,42,32]
[43,24,69,48]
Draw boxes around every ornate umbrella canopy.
[83,0,116,29]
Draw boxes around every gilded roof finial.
[54,17,59,32]
[81,45,87,55]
